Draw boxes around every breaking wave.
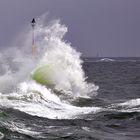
[0,81,101,119]
[0,15,99,119]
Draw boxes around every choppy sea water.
[0,57,140,140]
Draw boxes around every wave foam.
[0,15,99,119]
[0,81,101,119]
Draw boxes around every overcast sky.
[0,0,140,57]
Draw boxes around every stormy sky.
[0,0,140,57]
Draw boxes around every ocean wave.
[0,81,101,119]
[0,16,98,120]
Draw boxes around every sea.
[0,57,140,140]
[0,18,140,140]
